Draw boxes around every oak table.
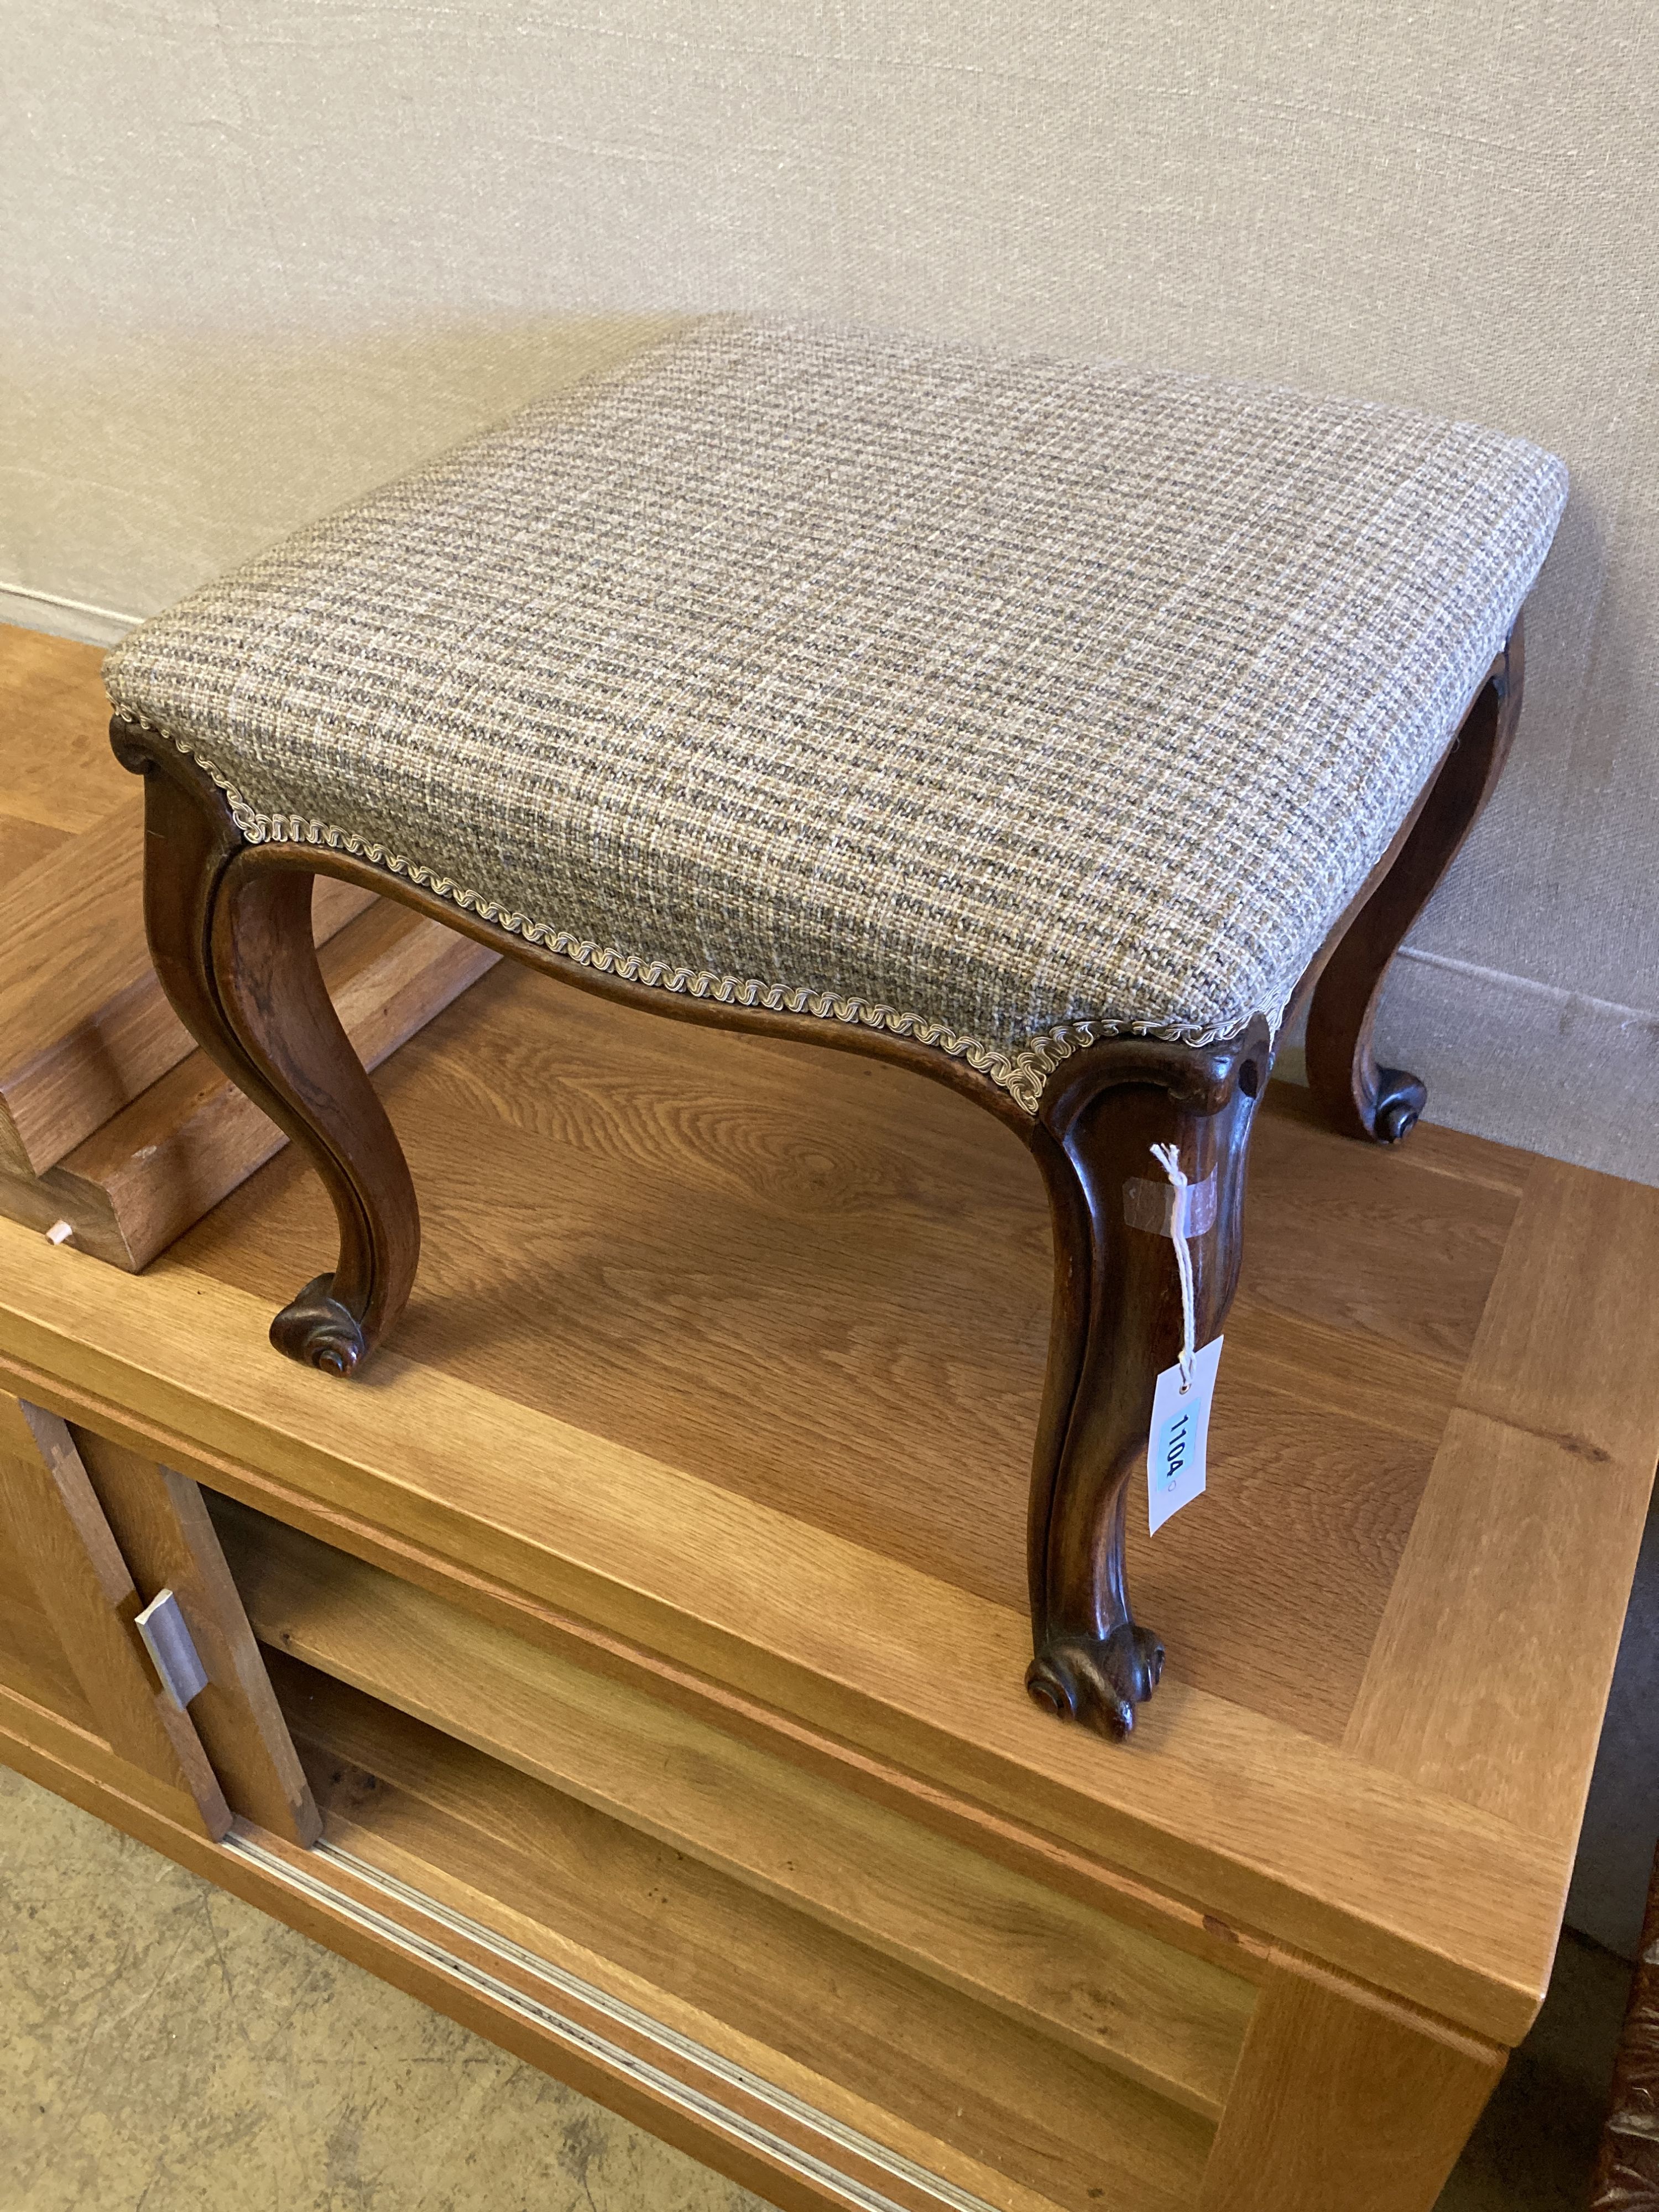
[0,951,1655,2212]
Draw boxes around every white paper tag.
[1146,1335,1224,1535]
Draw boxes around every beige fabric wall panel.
[4,1,1655,1178]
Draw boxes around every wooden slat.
[0,814,375,1177]
[1196,1952,1503,2212]
[217,1493,1253,2119]
[1345,1157,1659,1842]
[0,794,150,1172]
[0,1392,228,1833]
[0,1215,1566,2043]
[0,900,498,1269]
[71,1428,320,1845]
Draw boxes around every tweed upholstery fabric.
[104,319,1567,1113]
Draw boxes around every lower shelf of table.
[223,1449,1235,2212]
[0,1648,1214,2212]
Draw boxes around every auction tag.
[1147,1337,1224,1534]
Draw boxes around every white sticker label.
[1147,1336,1224,1535]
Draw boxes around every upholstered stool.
[104,320,1566,1739]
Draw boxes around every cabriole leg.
[1024,1025,1269,1738]
[1305,619,1524,1144]
[113,721,419,1374]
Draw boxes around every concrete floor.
[0,1768,764,2212]
[0,1765,1631,2211]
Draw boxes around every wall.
[3,0,1656,1179]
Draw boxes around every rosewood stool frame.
[111,617,1525,1739]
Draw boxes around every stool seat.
[105,319,1565,1113]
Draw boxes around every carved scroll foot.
[1370,1068,1427,1145]
[269,1274,369,1376]
[1027,1623,1166,1738]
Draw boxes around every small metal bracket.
[1124,1171,1218,1239]
[134,1588,210,1712]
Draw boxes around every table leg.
[1199,1952,1505,2212]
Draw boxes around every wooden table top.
[1,637,1655,2051]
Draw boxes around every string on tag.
[1149,1142,1197,1395]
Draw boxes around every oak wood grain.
[1346,1156,1659,1843]
[0,1499,96,1730]
[71,1428,320,1844]
[0,625,129,834]
[0,628,501,1255]
[1197,1953,1503,2212]
[0,794,149,1171]
[216,1494,1253,2119]
[171,967,1469,1741]
[0,1657,243,1834]
[1241,1084,1525,1368]
[0,1392,228,1833]
[0,816,66,884]
[0,1616,97,1726]
[273,1654,1213,2212]
[0,624,363,1186]
[0,1213,1571,2043]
